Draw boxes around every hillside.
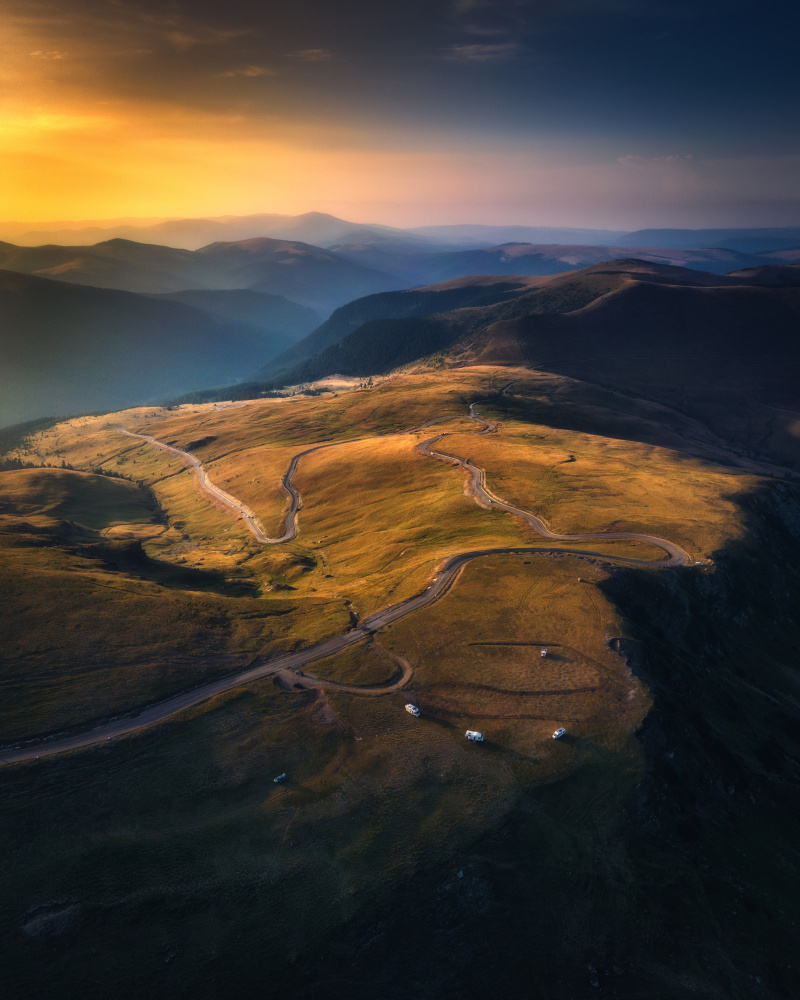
[4,364,800,1000]
[301,238,776,286]
[0,239,200,294]
[0,270,289,425]
[726,264,800,285]
[258,276,534,379]
[248,260,758,388]
[221,260,800,467]
[408,242,767,282]
[192,238,402,311]
[612,227,800,253]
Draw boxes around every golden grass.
[0,467,154,530]
[0,469,350,740]
[380,553,648,763]
[445,397,760,558]
[1,366,777,991]
[0,531,350,739]
[305,641,399,687]
[2,363,763,744]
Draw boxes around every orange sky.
[2,0,798,228]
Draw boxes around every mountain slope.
[0,239,201,294]
[0,270,286,425]
[613,227,800,253]
[191,238,402,311]
[406,224,622,246]
[258,276,533,379]
[411,243,768,282]
[231,260,800,466]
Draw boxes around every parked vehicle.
[273,773,287,783]
[405,703,421,717]
[552,728,566,739]
[465,730,484,742]
[540,648,548,658]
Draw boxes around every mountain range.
[3,212,800,442]
[0,237,399,314]
[4,211,800,254]
[1,231,798,312]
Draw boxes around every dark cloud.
[442,42,524,61]
[287,48,337,62]
[3,0,799,223]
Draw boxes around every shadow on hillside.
[494,370,800,472]
[71,537,259,596]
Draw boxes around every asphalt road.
[0,403,690,764]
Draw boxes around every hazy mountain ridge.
[0,235,400,314]
[0,212,438,252]
[0,269,300,425]
[358,242,774,285]
[2,230,797,322]
[4,210,800,256]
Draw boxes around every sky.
[1,0,799,229]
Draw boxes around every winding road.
[0,397,690,764]
[417,402,689,568]
[118,428,376,545]
[118,429,274,543]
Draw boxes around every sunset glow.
[2,0,799,227]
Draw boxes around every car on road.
[405,704,421,716]
[552,727,567,739]
[465,730,484,742]
[274,773,287,784]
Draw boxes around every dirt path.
[0,401,691,764]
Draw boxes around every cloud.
[618,154,693,169]
[162,26,251,53]
[443,42,523,61]
[450,0,489,13]
[29,49,65,59]
[287,48,336,62]
[219,65,276,78]
[447,0,529,39]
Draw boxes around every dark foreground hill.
[0,270,291,425]
[258,276,533,380]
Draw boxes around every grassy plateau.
[2,364,797,999]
